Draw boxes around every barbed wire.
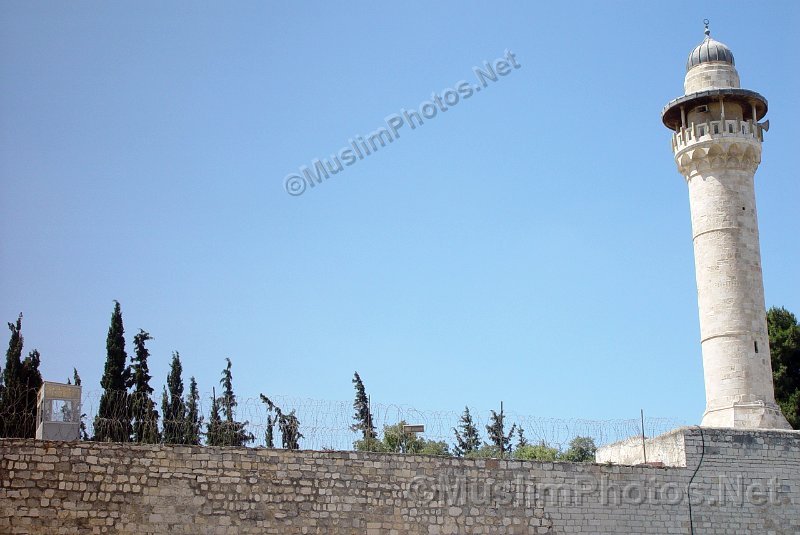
[0,385,687,451]
[95,390,685,450]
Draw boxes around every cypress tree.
[453,406,481,457]
[0,314,42,438]
[516,425,529,449]
[486,403,516,458]
[260,394,303,450]
[19,349,42,438]
[131,330,159,443]
[350,372,376,443]
[220,358,236,423]
[279,410,302,450]
[261,394,277,448]
[205,388,223,446]
[185,376,203,445]
[265,414,276,448]
[161,352,186,444]
[0,314,24,438]
[94,301,131,442]
[2,314,23,387]
[160,387,169,435]
[216,358,252,446]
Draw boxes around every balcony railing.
[672,119,763,152]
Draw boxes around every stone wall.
[1,427,798,534]
[595,427,687,467]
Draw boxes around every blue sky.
[1,2,798,428]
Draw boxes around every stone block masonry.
[663,25,790,430]
[1,427,798,534]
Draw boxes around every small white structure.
[35,381,82,441]
[662,22,790,429]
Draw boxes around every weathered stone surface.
[668,30,790,430]
[1,428,798,534]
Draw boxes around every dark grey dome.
[686,35,735,71]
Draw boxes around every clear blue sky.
[2,2,798,426]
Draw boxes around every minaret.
[662,21,790,429]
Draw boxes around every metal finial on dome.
[704,19,710,38]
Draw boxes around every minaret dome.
[686,21,735,70]
[683,21,740,93]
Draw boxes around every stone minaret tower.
[662,22,790,429]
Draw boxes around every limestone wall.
[1,428,799,534]
[595,427,687,466]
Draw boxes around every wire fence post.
[640,408,647,464]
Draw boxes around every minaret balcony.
[671,118,764,153]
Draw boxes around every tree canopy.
[207,358,253,447]
[94,301,131,442]
[261,394,303,450]
[161,352,187,444]
[0,314,42,439]
[453,406,481,457]
[0,315,38,437]
[768,306,800,429]
[485,404,516,458]
[355,421,450,456]
[185,376,203,445]
[131,329,159,444]
[350,372,376,444]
